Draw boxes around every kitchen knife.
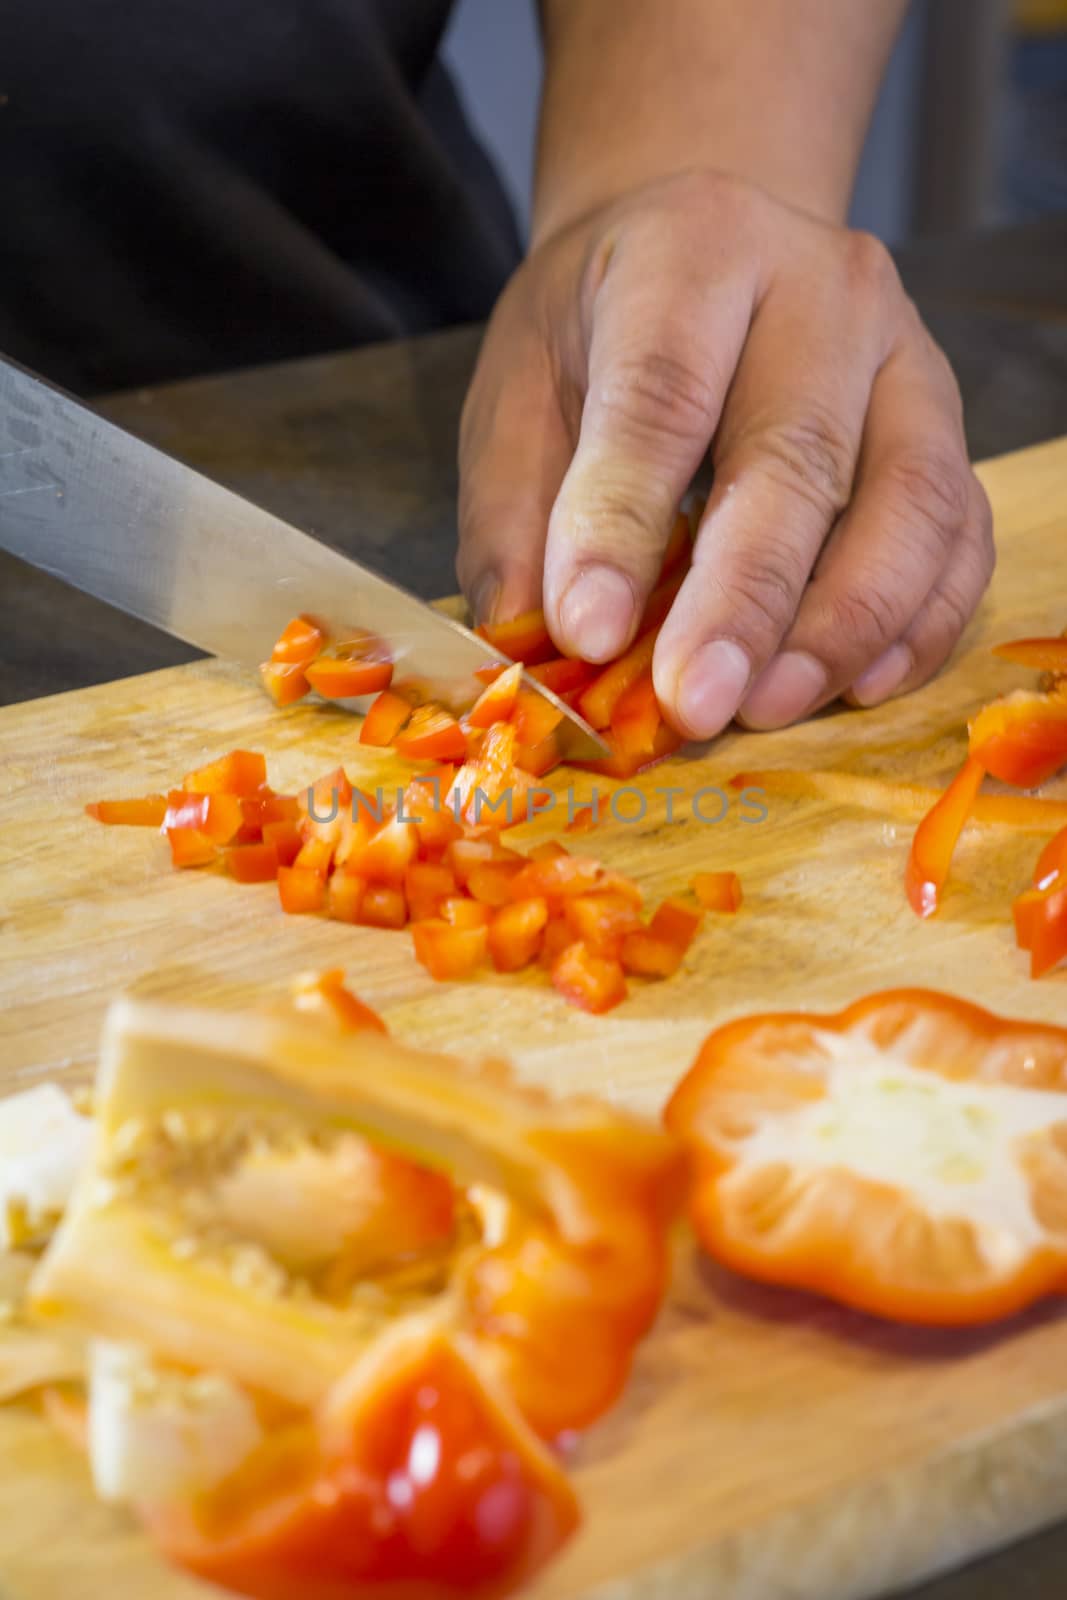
[0,355,607,760]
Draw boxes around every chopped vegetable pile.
[89,746,730,1013]
[9,974,682,1600]
[258,509,695,781]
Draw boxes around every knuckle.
[709,546,806,646]
[746,409,857,521]
[823,582,902,657]
[843,229,899,301]
[594,349,717,447]
[880,446,971,552]
[565,483,672,572]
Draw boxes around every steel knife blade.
[0,354,607,761]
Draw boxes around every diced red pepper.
[489,899,550,973]
[163,791,245,845]
[551,942,627,1014]
[166,829,218,869]
[530,840,569,863]
[540,916,577,969]
[324,868,364,924]
[649,898,703,953]
[905,754,986,918]
[183,750,267,798]
[306,657,394,699]
[692,871,743,913]
[573,720,683,779]
[356,885,408,929]
[394,706,468,764]
[269,615,325,665]
[441,897,493,930]
[412,920,489,980]
[477,609,555,666]
[86,795,168,827]
[610,670,661,761]
[515,732,562,779]
[224,843,280,883]
[360,689,413,748]
[508,855,604,902]
[300,767,356,849]
[290,968,388,1033]
[294,837,334,878]
[259,661,311,707]
[277,866,327,913]
[510,688,564,750]
[527,658,599,698]
[565,797,607,835]
[620,932,684,979]
[404,861,457,922]
[579,631,658,730]
[350,813,418,887]
[468,860,525,907]
[562,894,643,958]
[400,774,462,854]
[468,661,523,728]
[262,819,303,867]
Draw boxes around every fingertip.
[661,638,752,741]
[553,564,637,663]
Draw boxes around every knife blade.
[0,355,607,761]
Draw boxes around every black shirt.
[0,1,523,393]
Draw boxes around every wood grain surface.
[1,436,1067,1600]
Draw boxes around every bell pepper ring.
[666,988,1067,1326]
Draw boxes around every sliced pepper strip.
[905,755,986,918]
[969,688,1067,789]
[732,768,1067,830]
[992,637,1067,675]
[666,988,1067,1326]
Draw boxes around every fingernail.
[851,642,913,707]
[676,639,752,739]
[559,566,635,663]
[471,573,501,626]
[740,651,829,730]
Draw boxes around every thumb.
[457,319,573,627]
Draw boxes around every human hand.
[457,170,993,738]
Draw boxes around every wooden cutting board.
[2,436,1067,1600]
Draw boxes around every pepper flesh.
[666,988,1067,1326]
[31,993,681,1593]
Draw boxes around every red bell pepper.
[992,636,1067,675]
[359,689,413,747]
[412,919,490,981]
[33,994,682,1598]
[85,795,168,827]
[905,754,986,918]
[489,898,550,972]
[259,660,311,706]
[969,689,1067,789]
[393,706,469,764]
[223,843,280,884]
[666,988,1067,1326]
[269,614,325,665]
[692,872,743,913]
[551,942,628,1014]
[476,609,555,666]
[306,657,394,700]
